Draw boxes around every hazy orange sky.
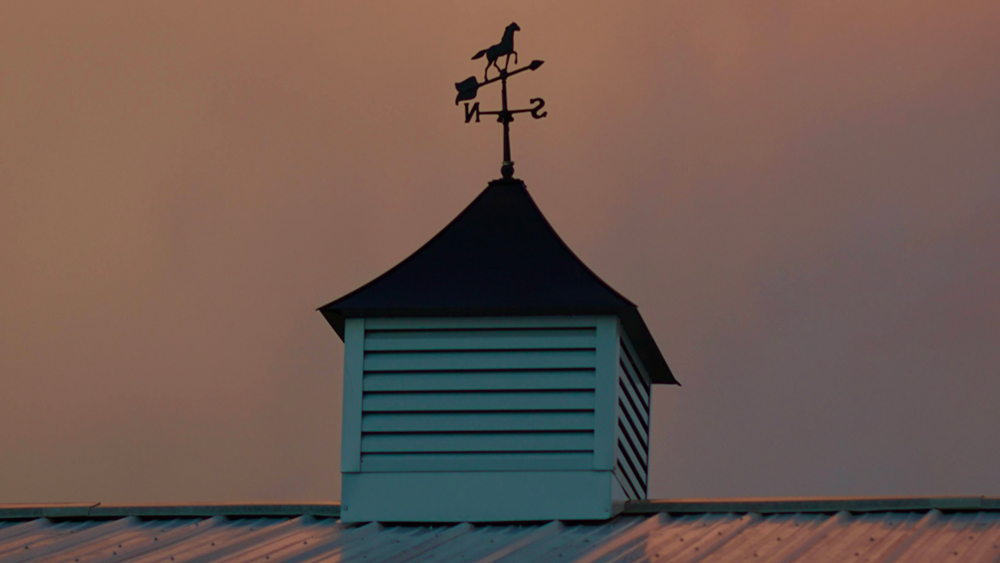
[2,1,999,503]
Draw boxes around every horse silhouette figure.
[471,23,520,80]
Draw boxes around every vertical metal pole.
[500,72,514,179]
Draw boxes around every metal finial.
[455,23,547,180]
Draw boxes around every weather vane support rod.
[455,23,546,180]
[501,72,511,170]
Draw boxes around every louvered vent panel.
[359,322,598,472]
[614,335,652,500]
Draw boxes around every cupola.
[320,178,678,522]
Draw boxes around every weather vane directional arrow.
[455,22,547,180]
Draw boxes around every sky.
[1,1,998,504]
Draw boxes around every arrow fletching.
[455,76,480,104]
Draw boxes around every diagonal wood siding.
[614,329,653,500]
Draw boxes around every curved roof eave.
[318,178,678,385]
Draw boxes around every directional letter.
[464,102,481,123]
[529,98,547,119]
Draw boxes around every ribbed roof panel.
[5,507,1000,562]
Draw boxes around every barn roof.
[4,498,1000,563]
[319,178,677,385]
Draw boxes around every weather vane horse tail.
[455,23,546,180]
[471,23,520,80]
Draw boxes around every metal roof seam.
[5,516,141,563]
[177,516,312,563]
[257,522,359,563]
[613,513,709,562]
[680,513,764,563]
[371,522,474,563]
[0,519,54,545]
[770,511,852,563]
[875,509,942,563]
[477,520,564,563]
[566,513,667,563]
[81,516,227,563]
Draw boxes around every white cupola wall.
[320,178,676,522]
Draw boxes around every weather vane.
[455,22,547,180]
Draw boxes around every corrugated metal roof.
[4,503,1000,562]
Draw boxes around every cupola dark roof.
[319,178,677,385]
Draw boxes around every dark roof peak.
[320,178,676,384]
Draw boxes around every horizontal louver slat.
[364,329,596,351]
[362,390,595,412]
[357,319,602,475]
[363,370,595,392]
[360,452,594,472]
[363,412,595,433]
[364,350,596,372]
[365,317,600,330]
[361,431,594,453]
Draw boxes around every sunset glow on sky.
[1,1,998,503]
